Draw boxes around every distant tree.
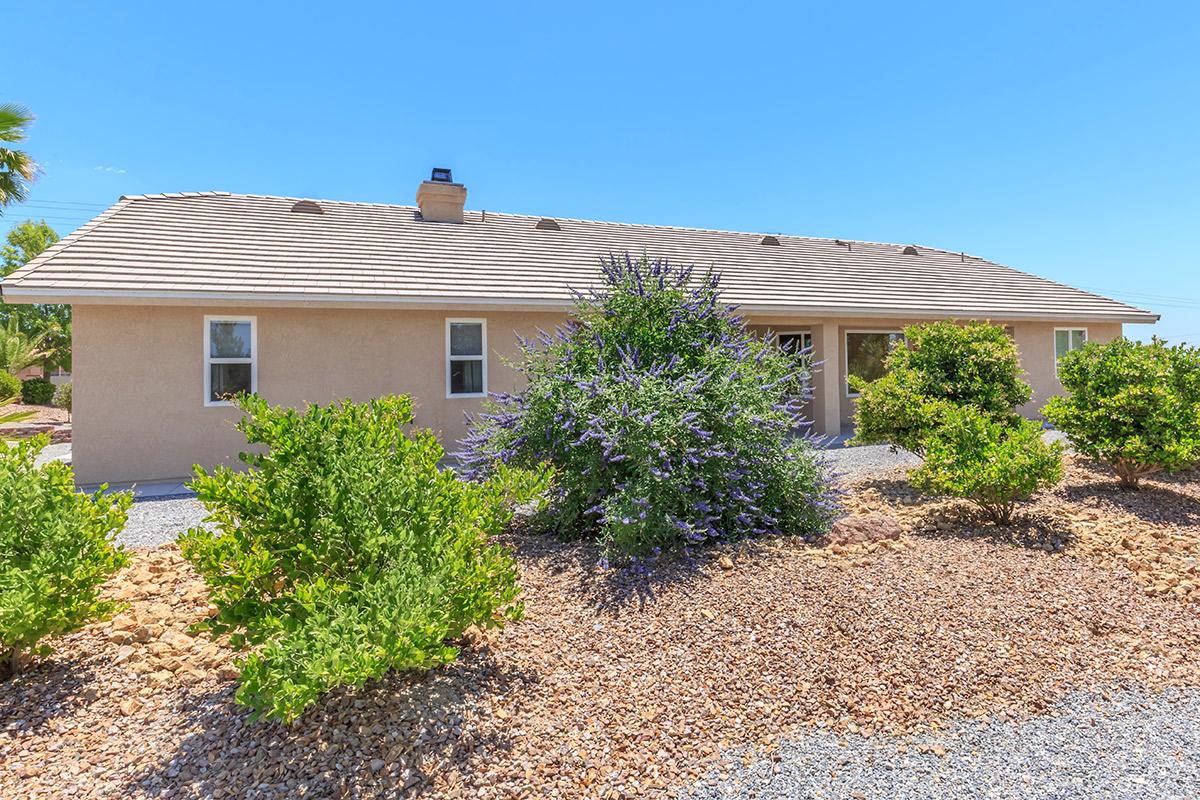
[0,104,39,210]
[1,220,68,372]
[2,218,58,274]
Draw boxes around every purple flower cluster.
[457,254,838,563]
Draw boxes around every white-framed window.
[776,330,813,355]
[1054,328,1087,373]
[845,330,904,397]
[204,315,256,407]
[446,318,487,398]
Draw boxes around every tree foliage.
[179,394,550,722]
[1044,337,1200,489]
[0,316,47,375]
[0,435,131,676]
[1,220,69,372]
[851,320,1031,454]
[458,254,836,563]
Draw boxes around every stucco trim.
[0,286,1161,324]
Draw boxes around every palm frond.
[0,396,35,427]
[0,103,35,144]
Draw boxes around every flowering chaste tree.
[457,254,837,562]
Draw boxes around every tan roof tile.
[0,192,1155,322]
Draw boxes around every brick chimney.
[415,167,466,223]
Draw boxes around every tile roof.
[1,192,1156,322]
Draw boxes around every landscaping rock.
[828,512,903,545]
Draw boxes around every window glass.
[1055,329,1086,360]
[846,332,903,394]
[450,322,483,356]
[210,321,252,359]
[210,363,252,403]
[450,359,483,395]
[778,332,812,354]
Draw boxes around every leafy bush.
[179,394,549,723]
[52,382,71,414]
[911,407,1063,524]
[457,254,836,563]
[1,435,131,676]
[20,376,53,405]
[851,321,1031,453]
[1044,337,1200,489]
[0,370,20,401]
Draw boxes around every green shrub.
[458,255,836,564]
[851,321,1031,453]
[20,377,53,405]
[0,371,20,401]
[911,407,1063,525]
[179,394,550,723]
[0,435,131,676]
[52,382,72,415]
[1044,337,1200,489]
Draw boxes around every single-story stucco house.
[1,170,1157,485]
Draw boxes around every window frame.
[1053,327,1088,375]
[844,329,904,399]
[203,315,257,408]
[445,317,488,399]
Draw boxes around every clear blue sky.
[6,1,1198,341]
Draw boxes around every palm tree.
[0,103,39,211]
[0,317,47,374]
[0,399,34,425]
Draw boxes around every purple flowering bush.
[458,255,837,562]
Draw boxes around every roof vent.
[535,218,561,231]
[760,235,780,246]
[291,200,323,214]
[901,245,920,255]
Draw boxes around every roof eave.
[0,285,1159,324]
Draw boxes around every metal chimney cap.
[430,167,454,183]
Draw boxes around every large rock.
[828,513,904,546]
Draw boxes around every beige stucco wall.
[74,305,1125,485]
[73,305,565,484]
[746,317,1123,433]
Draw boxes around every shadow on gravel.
[914,508,1075,554]
[852,476,1075,553]
[1063,461,1200,527]
[507,530,768,616]
[123,652,535,799]
[0,655,101,731]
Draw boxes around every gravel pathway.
[820,442,920,482]
[117,496,209,548]
[687,687,1200,800]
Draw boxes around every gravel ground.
[118,497,210,549]
[7,504,1200,799]
[688,686,1200,799]
[821,442,920,482]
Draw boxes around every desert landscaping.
[4,456,1199,799]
